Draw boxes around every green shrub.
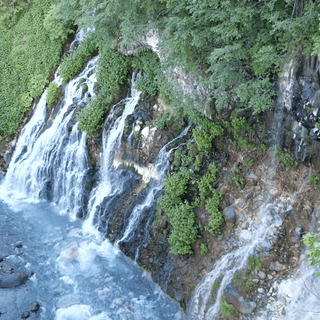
[231,113,254,149]
[46,82,61,107]
[273,148,298,170]
[167,202,199,255]
[247,255,263,271]
[0,0,68,136]
[77,95,105,134]
[304,229,320,276]
[198,162,219,202]
[309,174,319,190]
[228,168,244,189]
[206,190,224,234]
[60,35,97,83]
[200,243,208,255]
[220,295,239,319]
[154,111,171,130]
[96,45,130,97]
[162,167,194,201]
[193,122,224,152]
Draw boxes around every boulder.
[259,252,273,268]
[0,272,28,288]
[60,242,78,262]
[223,206,236,224]
[224,284,256,314]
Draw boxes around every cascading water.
[2,56,98,219]
[116,126,190,260]
[82,75,142,236]
[186,81,311,319]
[257,202,320,320]
[0,35,184,319]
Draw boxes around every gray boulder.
[223,206,236,224]
[224,284,256,314]
[0,272,28,288]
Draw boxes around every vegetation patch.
[46,82,61,107]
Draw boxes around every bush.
[304,229,320,276]
[220,295,239,319]
[46,82,61,107]
[77,95,106,134]
[167,202,199,255]
[60,35,97,83]
[206,190,224,234]
[198,162,219,202]
[200,243,208,255]
[162,167,194,201]
[309,174,320,190]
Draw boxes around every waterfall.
[1,56,98,220]
[116,125,190,259]
[0,35,184,319]
[82,75,141,236]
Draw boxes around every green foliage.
[211,280,221,302]
[220,295,239,319]
[273,148,298,170]
[198,162,219,202]
[43,2,73,42]
[231,112,254,149]
[172,149,193,167]
[0,0,29,30]
[248,255,263,271]
[228,168,244,189]
[60,35,97,83]
[96,45,130,97]
[166,201,199,255]
[309,174,320,190]
[205,190,224,234]
[304,228,320,276]
[77,94,106,135]
[194,155,202,171]
[200,243,208,256]
[132,50,161,96]
[244,157,254,168]
[154,111,171,130]
[46,82,61,107]
[0,0,68,136]
[158,167,198,254]
[193,122,224,152]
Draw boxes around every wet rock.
[224,284,256,314]
[31,301,40,312]
[0,272,28,288]
[295,227,303,238]
[223,206,236,224]
[259,240,273,252]
[60,242,78,262]
[270,261,286,272]
[21,311,30,319]
[259,252,273,268]
[179,119,187,127]
[246,172,258,180]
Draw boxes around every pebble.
[257,288,264,294]
[268,275,273,280]
[258,271,266,279]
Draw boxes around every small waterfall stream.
[83,74,141,236]
[186,82,312,319]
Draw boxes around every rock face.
[0,272,28,288]
[223,206,236,224]
[224,284,257,314]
